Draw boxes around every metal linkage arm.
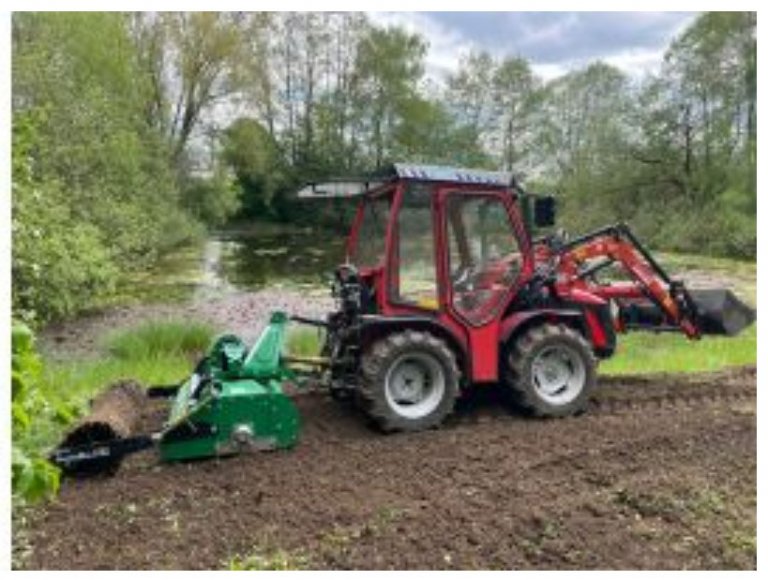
[555,224,699,338]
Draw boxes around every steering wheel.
[451,264,476,293]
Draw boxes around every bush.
[12,179,118,324]
[634,196,756,260]
[557,176,756,261]
[11,322,61,502]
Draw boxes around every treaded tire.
[358,330,460,432]
[503,323,597,417]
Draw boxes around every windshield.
[351,194,391,268]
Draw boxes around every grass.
[601,324,756,376]
[599,250,756,375]
[657,251,756,277]
[106,319,213,360]
[285,327,324,357]
[226,549,309,571]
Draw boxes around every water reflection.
[119,226,345,305]
[203,228,344,294]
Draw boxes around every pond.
[117,224,346,305]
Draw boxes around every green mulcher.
[51,312,308,476]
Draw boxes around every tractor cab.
[312,164,541,326]
[298,164,561,410]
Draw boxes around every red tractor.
[300,163,754,432]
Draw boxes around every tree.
[220,117,286,217]
[445,50,497,140]
[12,13,202,322]
[628,12,756,256]
[352,25,427,167]
[526,62,636,232]
[392,96,492,167]
[11,10,758,330]
[182,171,241,228]
[656,11,756,203]
[492,56,539,172]
[131,12,254,166]
[445,52,541,172]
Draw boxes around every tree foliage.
[222,12,753,259]
[12,13,204,323]
[11,12,756,323]
[219,118,285,216]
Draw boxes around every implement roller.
[50,163,755,477]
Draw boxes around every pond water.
[118,225,346,305]
[211,227,345,291]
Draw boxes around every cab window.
[447,194,522,324]
[352,194,391,268]
[392,184,438,309]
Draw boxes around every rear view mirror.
[533,196,556,228]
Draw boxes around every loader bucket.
[688,289,755,336]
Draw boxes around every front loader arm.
[550,224,701,338]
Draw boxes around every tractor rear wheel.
[358,330,460,432]
[504,324,596,417]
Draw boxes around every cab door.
[438,187,532,381]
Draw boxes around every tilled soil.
[23,366,756,570]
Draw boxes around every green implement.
[51,312,302,476]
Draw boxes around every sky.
[368,11,700,82]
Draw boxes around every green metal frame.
[159,312,300,462]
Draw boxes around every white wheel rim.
[531,345,586,406]
[384,352,446,420]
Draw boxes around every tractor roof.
[391,163,511,187]
[296,163,513,199]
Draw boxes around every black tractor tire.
[504,323,597,417]
[358,330,460,432]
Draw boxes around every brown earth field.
[19,365,756,570]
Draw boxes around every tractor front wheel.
[358,331,460,432]
[504,324,596,417]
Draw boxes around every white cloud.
[369,11,699,85]
[530,63,569,82]
[603,48,667,79]
[517,12,580,48]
